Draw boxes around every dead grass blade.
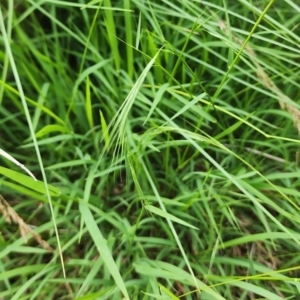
[0,195,54,253]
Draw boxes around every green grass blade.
[79,202,129,299]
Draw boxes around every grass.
[0,0,300,299]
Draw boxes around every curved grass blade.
[0,149,37,181]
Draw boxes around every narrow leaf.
[86,76,94,129]
[80,202,129,299]
[35,124,70,138]
[0,167,61,196]
[100,110,109,149]
[145,205,198,230]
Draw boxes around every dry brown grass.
[0,194,54,253]
[216,18,300,134]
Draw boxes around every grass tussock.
[0,0,300,299]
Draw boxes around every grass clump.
[0,0,300,299]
